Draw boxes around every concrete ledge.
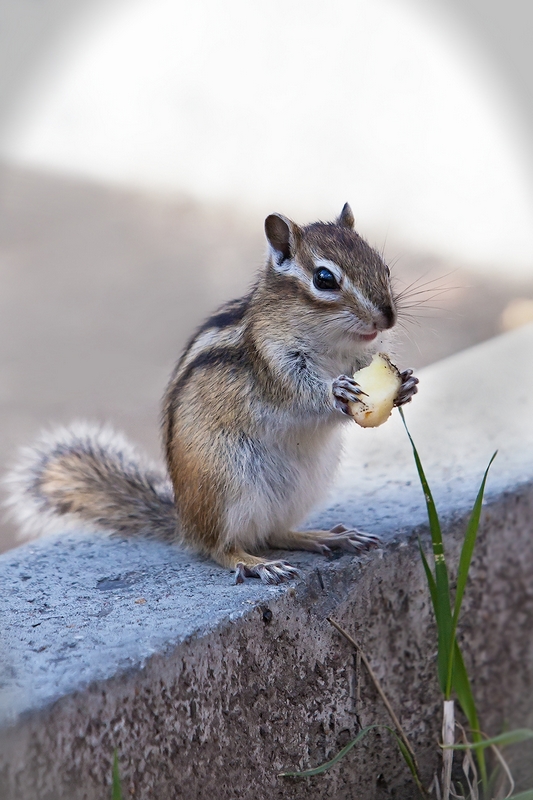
[1,325,533,799]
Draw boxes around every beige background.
[0,0,532,551]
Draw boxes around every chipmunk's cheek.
[348,353,403,428]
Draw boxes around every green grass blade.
[452,641,487,786]
[451,452,497,622]
[418,539,437,611]
[451,642,478,730]
[399,409,443,548]
[418,536,451,699]
[444,728,533,751]
[112,751,123,800]
[393,731,428,796]
[395,735,418,778]
[445,453,497,784]
[400,409,453,695]
[507,792,533,800]
[280,724,426,795]
[446,453,497,697]
[279,725,381,777]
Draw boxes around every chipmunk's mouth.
[357,331,378,342]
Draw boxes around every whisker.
[396,318,423,331]
[393,269,462,305]
[397,313,424,323]
[398,301,452,312]
[397,302,447,314]
[387,254,403,272]
[396,284,462,300]
[396,288,456,311]
[395,324,422,355]
[395,286,456,306]
[399,266,459,288]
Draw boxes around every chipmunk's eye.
[313,267,340,291]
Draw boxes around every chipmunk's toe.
[332,375,367,416]
[394,371,419,407]
[325,524,381,552]
[234,560,300,585]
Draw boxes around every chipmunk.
[6,204,418,584]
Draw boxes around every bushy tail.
[5,423,178,542]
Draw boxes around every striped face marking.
[272,252,379,320]
[312,256,378,316]
[272,255,342,302]
[312,257,343,288]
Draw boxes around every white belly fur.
[222,419,344,552]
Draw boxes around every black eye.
[313,267,340,291]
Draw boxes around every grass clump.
[280,408,533,799]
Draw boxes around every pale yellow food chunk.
[349,353,402,428]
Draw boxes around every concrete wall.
[1,325,533,799]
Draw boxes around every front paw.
[332,375,367,416]
[394,369,419,407]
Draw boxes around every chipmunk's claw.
[234,560,300,585]
[234,563,247,584]
[394,370,419,407]
[332,375,366,416]
[326,523,381,552]
[315,543,333,557]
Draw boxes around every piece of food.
[349,353,402,428]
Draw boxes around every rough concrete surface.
[1,326,533,799]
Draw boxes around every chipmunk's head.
[264,203,396,347]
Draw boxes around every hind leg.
[267,524,380,556]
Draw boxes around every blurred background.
[0,0,532,552]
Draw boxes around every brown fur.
[7,206,413,584]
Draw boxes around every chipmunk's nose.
[378,304,396,330]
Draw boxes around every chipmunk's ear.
[265,214,300,265]
[337,202,355,229]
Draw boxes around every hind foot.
[234,560,300,585]
[268,524,381,557]
[215,548,300,586]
